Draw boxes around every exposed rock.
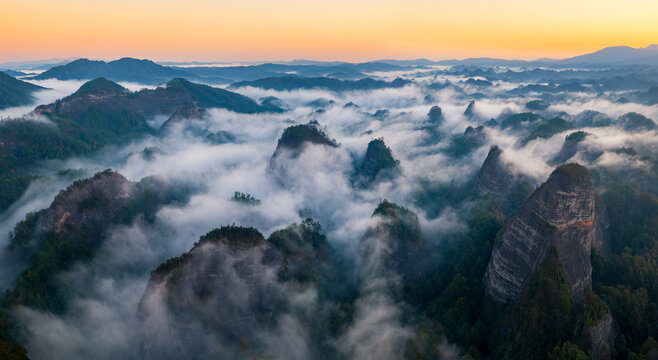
[483,163,610,303]
[474,146,532,216]
[463,100,477,118]
[584,313,616,360]
[549,131,590,165]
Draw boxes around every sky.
[2,0,658,62]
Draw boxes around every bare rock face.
[584,313,617,360]
[483,163,610,303]
[474,145,532,216]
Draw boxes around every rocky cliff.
[483,163,610,302]
[473,145,532,216]
[138,223,331,359]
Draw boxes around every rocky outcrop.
[268,120,338,175]
[464,100,477,118]
[359,200,426,280]
[138,226,283,359]
[483,163,610,303]
[138,223,331,359]
[584,313,616,360]
[352,138,401,188]
[474,146,532,216]
[549,131,590,165]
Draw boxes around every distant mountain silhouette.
[31,58,192,84]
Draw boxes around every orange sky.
[2,0,657,62]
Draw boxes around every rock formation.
[474,146,532,216]
[352,138,401,188]
[483,163,610,303]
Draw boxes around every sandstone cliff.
[473,145,532,216]
[483,163,610,302]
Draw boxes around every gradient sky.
[2,0,658,62]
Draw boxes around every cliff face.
[483,163,610,303]
[474,146,532,216]
[138,223,331,359]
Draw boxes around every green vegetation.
[230,75,410,92]
[0,71,44,109]
[552,163,592,181]
[231,191,261,206]
[276,122,337,150]
[501,112,543,129]
[522,117,575,145]
[353,138,400,186]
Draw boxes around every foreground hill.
[0,71,44,109]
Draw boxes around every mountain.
[617,112,657,132]
[230,76,410,92]
[2,170,192,314]
[35,77,280,119]
[138,221,332,359]
[473,146,533,216]
[483,163,610,303]
[352,138,401,187]
[558,45,658,66]
[0,77,279,212]
[550,131,591,165]
[269,121,338,162]
[0,71,44,109]
[31,58,192,84]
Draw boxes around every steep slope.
[0,71,44,109]
[473,146,533,216]
[138,221,333,359]
[3,171,192,313]
[352,138,401,188]
[269,121,338,163]
[483,163,610,302]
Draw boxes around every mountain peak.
[73,77,127,96]
[484,163,609,303]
